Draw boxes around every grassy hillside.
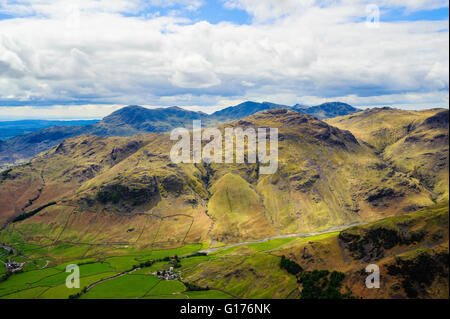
[384,110,449,201]
[326,108,449,202]
[208,173,275,242]
[326,107,444,152]
[0,202,447,299]
[0,109,447,299]
[0,102,361,169]
[275,202,449,299]
[0,109,438,248]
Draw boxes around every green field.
[81,274,161,299]
[145,279,186,296]
[184,290,234,299]
[2,202,447,300]
[0,239,296,299]
[39,272,119,299]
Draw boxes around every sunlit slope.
[0,133,213,249]
[207,110,433,237]
[326,107,444,152]
[326,108,449,202]
[0,134,153,226]
[0,109,437,249]
[384,110,449,201]
[275,202,449,299]
[207,173,276,242]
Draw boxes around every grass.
[30,262,114,287]
[103,244,205,271]
[54,258,97,270]
[0,243,216,299]
[38,272,119,299]
[184,290,234,299]
[244,237,297,252]
[141,289,234,299]
[207,173,275,243]
[145,244,204,260]
[142,294,189,299]
[145,280,186,296]
[177,256,211,271]
[0,260,119,298]
[81,274,160,299]
[131,262,169,274]
[0,268,60,297]
[183,253,298,299]
[12,202,57,223]
[0,286,49,299]
[104,256,141,272]
[343,201,449,237]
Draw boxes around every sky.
[0,0,448,120]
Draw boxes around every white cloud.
[0,0,141,17]
[223,0,450,22]
[0,0,448,117]
[0,0,204,17]
[170,53,221,88]
[0,104,124,120]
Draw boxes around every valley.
[0,104,448,299]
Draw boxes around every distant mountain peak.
[292,101,361,119]
[0,100,362,168]
[167,106,184,111]
[121,105,146,110]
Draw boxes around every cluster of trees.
[279,255,303,275]
[68,287,88,299]
[279,255,353,299]
[184,282,210,291]
[132,260,154,270]
[171,255,181,268]
[131,254,183,273]
[298,270,353,299]
[12,202,57,223]
[186,252,207,258]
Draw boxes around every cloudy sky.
[0,0,448,119]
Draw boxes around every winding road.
[199,222,366,254]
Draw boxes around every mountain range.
[0,101,360,168]
[0,104,447,299]
[0,120,99,141]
